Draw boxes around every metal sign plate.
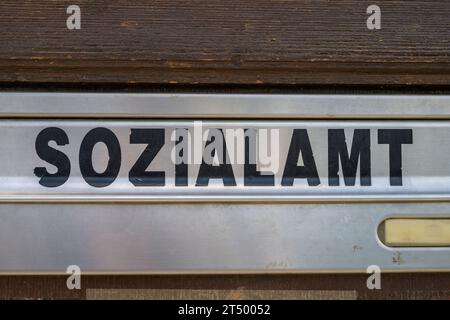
[1,119,449,202]
[0,93,450,274]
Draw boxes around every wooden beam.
[0,0,449,85]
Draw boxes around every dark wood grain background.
[0,0,450,299]
[0,274,449,300]
[1,0,449,86]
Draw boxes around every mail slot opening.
[378,218,450,247]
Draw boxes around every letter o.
[79,128,121,187]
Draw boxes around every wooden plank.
[0,274,450,300]
[0,0,449,85]
[85,289,357,300]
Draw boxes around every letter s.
[34,127,71,187]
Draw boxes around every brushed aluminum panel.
[0,93,448,273]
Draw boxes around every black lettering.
[281,129,320,186]
[129,128,165,187]
[244,129,274,186]
[174,130,188,187]
[378,129,413,186]
[79,127,121,188]
[328,129,371,186]
[34,127,71,188]
[196,130,236,186]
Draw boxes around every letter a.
[366,5,381,30]
[66,5,81,30]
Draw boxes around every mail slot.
[380,218,450,247]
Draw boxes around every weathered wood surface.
[0,274,449,300]
[0,0,449,85]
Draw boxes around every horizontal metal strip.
[1,93,450,119]
[0,202,449,273]
[3,120,450,202]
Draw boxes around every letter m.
[328,129,371,186]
